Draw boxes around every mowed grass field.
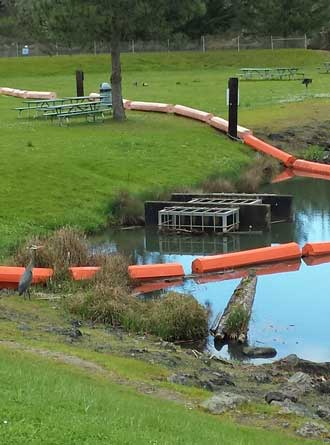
[0,347,322,445]
[1,49,330,254]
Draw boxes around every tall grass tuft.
[147,292,209,341]
[14,227,90,280]
[68,290,209,342]
[110,190,145,226]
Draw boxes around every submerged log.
[210,271,257,343]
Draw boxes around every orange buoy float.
[293,159,330,176]
[243,134,296,167]
[69,267,100,281]
[302,242,330,257]
[128,263,185,281]
[0,266,53,289]
[192,243,301,274]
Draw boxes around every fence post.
[76,70,84,97]
[55,42,59,56]
[201,35,206,53]
[304,34,307,49]
[271,35,274,50]
[237,35,240,52]
[94,41,97,56]
[16,43,19,57]
[228,77,239,140]
[132,40,135,53]
[167,38,170,52]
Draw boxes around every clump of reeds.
[14,227,90,280]
[147,292,209,341]
[67,290,209,342]
[110,190,145,226]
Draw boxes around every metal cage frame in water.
[158,206,240,233]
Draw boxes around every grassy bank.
[1,49,330,254]
[0,345,321,445]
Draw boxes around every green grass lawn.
[1,49,330,254]
[0,347,321,445]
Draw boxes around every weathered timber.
[210,272,257,343]
[145,201,271,231]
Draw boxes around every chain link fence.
[0,34,312,58]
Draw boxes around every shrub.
[67,290,209,342]
[236,156,280,193]
[14,227,90,280]
[302,145,324,162]
[110,190,144,226]
[147,292,209,342]
[201,178,236,193]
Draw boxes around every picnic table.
[44,101,112,124]
[15,95,111,119]
[15,98,67,117]
[239,67,304,81]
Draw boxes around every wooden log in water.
[210,271,257,343]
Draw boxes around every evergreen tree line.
[0,0,330,47]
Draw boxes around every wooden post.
[228,77,238,140]
[201,35,206,52]
[271,35,274,50]
[76,70,84,97]
[237,35,240,52]
[304,34,307,50]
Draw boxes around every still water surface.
[92,177,330,363]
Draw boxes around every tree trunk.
[111,17,125,121]
[210,272,257,343]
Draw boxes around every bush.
[302,145,324,162]
[147,292,209,342]
[201,178,236,193]
[110,190,145,226]
[236,156,280,193]
[68,290,209,342]
[14,227,90,280]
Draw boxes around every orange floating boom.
[243,134,296,167]
[302,242,330,257]
[192,243,301,274]
[69,267,100,280]
[293,159,330,176]
[128,263,185,281]
[0,266,53,287]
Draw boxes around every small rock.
[167,373,192,386]
[200,371,235,391]
[265,391,298,404]
[316,405,330,421]
[296,422,329,438]
[200,392,248,414]
[242,346,277,358]
[160,341,177,352]
[288,372,312,386]
[69,328,82,339]
[271,400,311,417]
[318,381,330,394]
[250,373,271,384]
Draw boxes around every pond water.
[92,176,330,363]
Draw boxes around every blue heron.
[18,245,42,299]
